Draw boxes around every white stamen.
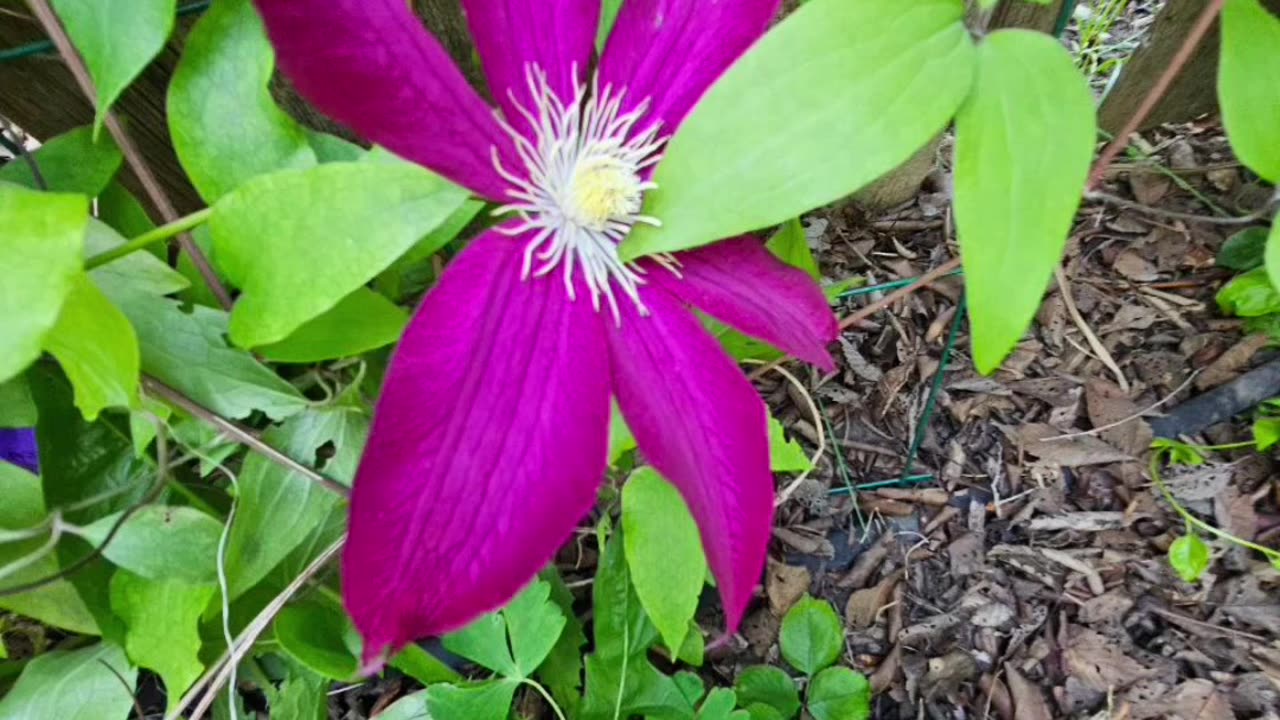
[491,64,667,324]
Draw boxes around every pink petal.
[608,289,774,636]
[647,237,839,371]
[344,231,611,665]
[460,0,599,136]
[599,0,780,132]
[253,0,515,200]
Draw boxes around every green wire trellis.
[0,1,211,64]
[824,275,968,499]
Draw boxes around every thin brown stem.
[1085,190,1269,226]
[1087,0,1227,190]
[141,376,352,498]
[26,0,234,310]
[98,658,146,720]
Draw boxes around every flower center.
[491,65,668,323]
[567,156,645,232]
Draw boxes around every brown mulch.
[737,114,1280,720]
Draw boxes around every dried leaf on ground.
[1063,628,1156,692]
[1196,334,1270,390]
[1084,380,1154,456]
[766,561,812,618]
[1006,666,1053,720]
[1016,423,1132,466]
[1131,679,1236,720]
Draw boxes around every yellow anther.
[568,157,643,231]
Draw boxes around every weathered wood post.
[0,1,478,212]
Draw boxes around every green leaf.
[954,30,1095,373]
[779,596,844,675]
[770,418,812,473]
[210,162,469,348]
[1217,267,1280,317]
[30,367,150,528]
[1151,438,1207,467]
[443,579,566,679]
[96,181,156,238]
[375,690,430,720]
[677,622,706,667]
[744,704,788,720]
[1263,224,1280,306]
[609,403,638,465]
[0,127,122,195]
[582,658,702,720]
[581,528,696,720]
[0,642,136,720]
[622,467,707,655]
[0,184,88,383]
[592,525,658,661]
[375,198,485,302]
[85,220,190,299]
[0,463,100,635]
[0,375,38,428]
[42,274,140,419]
[806,667,871,720]
[26,379,133,639]
[1220,0,1280,183]
[766,219,821,280]
[1255,417,1280,451]
[222,404,364,597]
[52,0,175,136]
[538,570,588,716]
[308,131,366,163]
[110,571,213,714]
[113,292,307,421]
[262,658,329,720]
[79,505,224,583]
[256,288,408,363]
[598,0,625,51]
[504,579,569,677]
[735,666,801,719]
[1218,227,1270,271]
[389,644,461,686]
[169,0,315,202]
[427,679,520,720]
[444,613,517,677]
[621,0,975,258]
[697,688,741,720]
[275,598,360,680]
[1168,533,1211,583]
[712,318,786,365]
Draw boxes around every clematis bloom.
[0,429,38,475]
[255,0,839,666]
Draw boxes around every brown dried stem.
[142,376,352,498]
[1086,0,1227,190]
[26,0,234,310]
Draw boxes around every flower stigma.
[491,64,671,324]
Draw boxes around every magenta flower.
[255,0,838,665]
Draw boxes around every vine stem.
[522,680,569,720]
[174,536,346,720]
[1149,452,1280,562]
[25,0,234,310]
[85,208,214,270]
[1086,0,1227,190]
[141,376,352,499]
